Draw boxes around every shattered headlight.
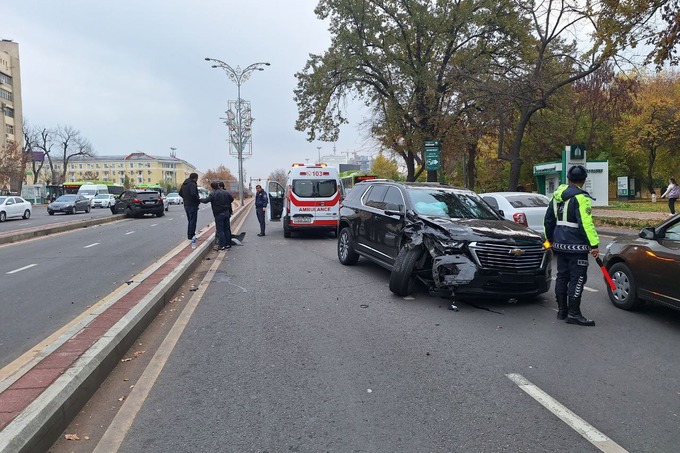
[424,236,467,255]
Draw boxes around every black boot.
[566,297,595,326]
[556,294,568,320]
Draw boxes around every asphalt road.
[51,214,679,453]
[0,204,213,369]
[0,204,113,234]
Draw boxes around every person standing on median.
[543,165,599,326]
[179,172,200,241]
[201,181,234,251]
[254,184,268,236]
[660,177,679,216]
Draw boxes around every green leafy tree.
[370,153,400,180]
[295,0,525,182]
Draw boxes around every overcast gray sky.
[4,1,371,180]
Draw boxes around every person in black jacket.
[179,173,200,240]
[201,181,234,250]
[254,184,268,236]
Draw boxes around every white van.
[77,184,109,202]
[267,163,343,238]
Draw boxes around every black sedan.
[47,194,91,215]
[603,215,680,311]
[111,189,165,218]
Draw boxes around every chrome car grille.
[469,242,545,270]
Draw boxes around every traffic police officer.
[544,165,599,326]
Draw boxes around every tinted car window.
[383,186,404,210]
[505,194,550,208]
[408,188,498,219]
[364,185,388,210]
[0,197,6,204]
[138,192,159,201]
[56,195,76,202]
[482,196,499,210]
[665,222,680,240]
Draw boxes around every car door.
[112,191,130,214]
[76,195,87,211]
[268,180,285,220]
[643,219,680,305]
[375,186,406,263]
[7,197,21,217]
[356,185,388,260]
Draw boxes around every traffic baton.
[595,256,616,291]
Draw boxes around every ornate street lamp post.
[205,57,270,206]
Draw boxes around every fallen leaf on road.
[64,434,80,441]
[133,350,145,357]
[118,396,126,401]
[121,358,133,362]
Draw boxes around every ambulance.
[267,163,343,238]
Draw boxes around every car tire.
[156,211,165,217]
[85,205,91,213]
[337,227,359,265]
[48,210,54,216]
[23,209,30,220]
[389,246,423,297]
[0,211,5,222]
[126,207,134,218]
[165,206,169,212]
[607,262,641,310]
[70,207,76,215]
[283,217,291,238]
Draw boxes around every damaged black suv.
[337,181,552,300]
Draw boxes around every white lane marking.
[551,277,598,292]
[6,264,38,274]
[84,242,100,248]
[150,223,158,227]
[506,373,628,452]
[125,231,135,235]
[94,246,227,452]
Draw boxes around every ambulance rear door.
[267,180,284,220]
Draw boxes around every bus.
[338,171,377,192]
[62,181,124,196]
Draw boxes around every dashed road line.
[125,231,135,235]
[150,223,158,227]
[84,242,100,248]
[6,264,38,274]
[506,373,628,452]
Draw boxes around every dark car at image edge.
[337,181,552,301]
[603,214,680,311]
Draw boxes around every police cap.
[567,165,588,182]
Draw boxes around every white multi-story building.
[0,39,24,193]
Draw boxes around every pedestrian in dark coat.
[254,184,268,236]
[201,181,234,250]
[179,173,200,240]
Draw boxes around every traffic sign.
[424,140,441,171]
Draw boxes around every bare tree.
[54,125,95,183]
[33,127,58,184]
[268,168,287,188]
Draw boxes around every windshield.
[407,187,499,220]
[94,194,109,199]
[505,194,550,208]
[79,189,96,195]
[0,197,5,204]
[168,193,179,197]
[56,195,76,202]
[292,179,338,198]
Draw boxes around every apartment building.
[0,39,24,193]
[63,152,199,188]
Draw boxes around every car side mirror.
[639,227,656,240]
[384,203,405,217]
[497,209,505,217]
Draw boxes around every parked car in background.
[337,181,552,300]
[91,194,116,208]
[111,189,165,218]
[0,196,32,222]
[480,192,551,234]
[47,194,91,215]
[603,215,680,311]
[166,192,182,205]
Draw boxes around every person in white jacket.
[660,177,679,216]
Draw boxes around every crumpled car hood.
[406,214,543,245]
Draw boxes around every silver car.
[91,194,116,208]
[0,196,32,222]
[47,194,91,215]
